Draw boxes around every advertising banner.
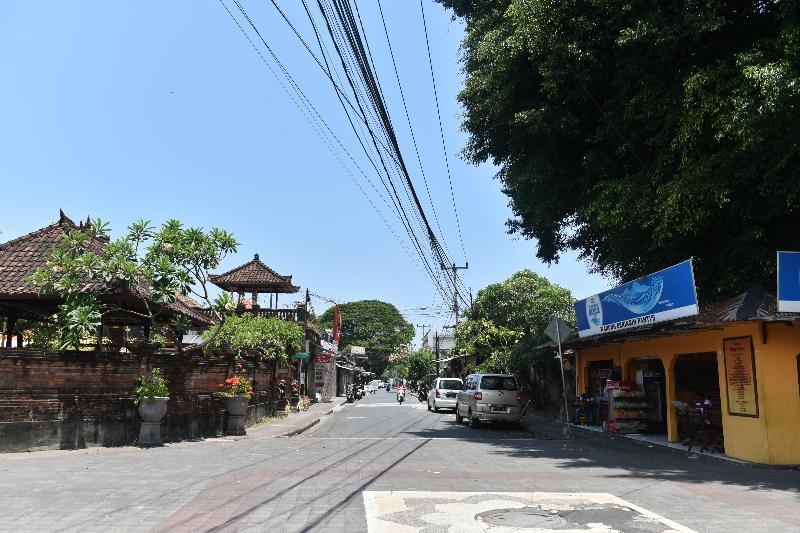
[723,336,759,417]
[315,353,333,364]
[777,251,800,312]
[574,259,699,338]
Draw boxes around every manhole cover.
[477,507,569,528]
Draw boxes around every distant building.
[422,330,454,356]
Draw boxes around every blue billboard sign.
[575,260,699,338]
[777,251,800,313]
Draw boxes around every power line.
[220,0,447,300]
[419,0,467,263]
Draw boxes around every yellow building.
[572,288,800,465]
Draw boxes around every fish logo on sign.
[603,276,664,314]
[586,295,603,327]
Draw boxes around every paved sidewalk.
[520,410,797,469]
[247,397,347,438]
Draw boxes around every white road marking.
[300,437,540,441]
[363,491,697,533]
[356,403,428,409]
[346,416,367,419]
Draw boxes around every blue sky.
[0,1,608,343]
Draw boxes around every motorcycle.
[397,387,406,404]
[417,388,427,403]
[346,384,355,403]
[354,386,363,400]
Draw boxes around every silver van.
[456,374,523,428]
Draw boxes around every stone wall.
[0,349,286,452]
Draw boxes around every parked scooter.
[417,388,427,403]
[354,385,363,400]
[346,384,355,403]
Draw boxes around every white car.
[427,377,463,412]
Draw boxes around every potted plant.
[133,367,170,447]
[216,364,253,435]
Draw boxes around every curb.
[523,412,799,471]
[278,399,347,438]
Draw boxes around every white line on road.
[346,417,367,419]
[300,437,541,441]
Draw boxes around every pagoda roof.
[210,253,299,294]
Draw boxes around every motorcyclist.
[396,382,407,403]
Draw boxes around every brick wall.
[0,349,287,452]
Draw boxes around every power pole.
[441,262,468,326]
[416,323,431,349]
[435,330,440,376]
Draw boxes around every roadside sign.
[574,259,699,338]
[292,352,311,361]
[777,251,800,312]
[350,346,366,355]
[544,318,573,344]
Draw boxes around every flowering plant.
[216,376,253,399]
[215,362,253,399]
[133,367,169,405]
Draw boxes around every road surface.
[1,390,798,532]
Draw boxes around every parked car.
[456,374,523,428]
[427,377,463,412]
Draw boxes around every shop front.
[573,290,800,465]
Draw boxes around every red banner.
[315,353,333,364]
[333,305,342,345]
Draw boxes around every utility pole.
[416,323,431,350]
[435,330,440,376]
[441,262,468,326]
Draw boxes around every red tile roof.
[0,211,214,326]
[210,253,299,293]
[0,211,107,297]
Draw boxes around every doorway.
[628,358,667,434]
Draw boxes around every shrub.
[133,367,169,405]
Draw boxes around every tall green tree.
[30,219,237,350]
[406,347,436,385]
[455,270,573,374]
[317,300,414,376]
[437,0,800,300]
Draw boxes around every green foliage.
[456,270,573,374]
[29,218,237,349]
[215,374,253,399]
[406,347,436,384]
[202,314,303,362]
[317,300,414,376]
[133,367,169,405]
[57,296,102,350]
[19,320,61,349]
[437,0,800,300]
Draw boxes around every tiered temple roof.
[210,253,299,294]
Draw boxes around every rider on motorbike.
[396,382,407,403]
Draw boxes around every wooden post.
[5,315,17,348]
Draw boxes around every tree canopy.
[455,269,573,374]
[317,300,414,376]
[30,218,237,350]
[437,0,800,300]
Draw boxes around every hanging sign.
[777,251,800,312]
[574,259,699,338]
[314,353,333,364]
[723,336,759,417]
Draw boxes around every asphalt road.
[1,390,798,532]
